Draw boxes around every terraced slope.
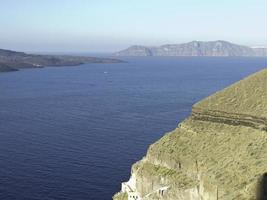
[114,69,267,200]
[193,69,267,131]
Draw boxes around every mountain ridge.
[115,40,267,57]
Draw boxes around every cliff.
[115,41,267,57]
[252,47,267,57]
[114,69,267,200]
[0,48,122,72]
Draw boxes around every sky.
[0,0,267,53]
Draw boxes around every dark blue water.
[0,57,267,200]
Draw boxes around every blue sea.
[0,57,267,200]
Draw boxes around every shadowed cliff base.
[0,63,18,72]
[114,68,267,200]
[257,173,267,200]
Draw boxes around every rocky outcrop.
[115,41,267,57]
[0,48,122,72]
[0,63,18,72]
[114,69,267,200]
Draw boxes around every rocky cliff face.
[114,69,267,200]
[115,41,266,57]
[252,47,267,57]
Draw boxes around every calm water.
[0,57,267,200]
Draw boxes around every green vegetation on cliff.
[147,118,267,199]
[194,69,267,117]
[113,192,128,200]
[114,69,267,200]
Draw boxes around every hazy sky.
[1,0,267,52]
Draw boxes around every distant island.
[114,40,267,57]
[0,49,122,73]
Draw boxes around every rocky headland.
[115,41,267,57]
[114,69,267,200]
[0,48,122,72]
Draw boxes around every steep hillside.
[114,69,267,200]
